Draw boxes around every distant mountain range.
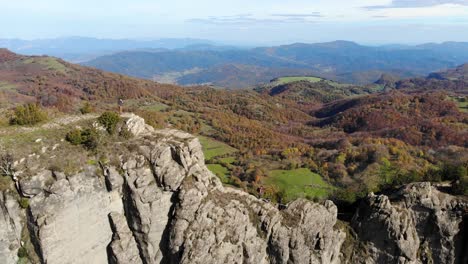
[0,37,218,62]
[83,40,468,88]
[2,37,468,88]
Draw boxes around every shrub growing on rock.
[66,129,84,145]
[119,126,133,139]
[81,128,99,150]
[9,103,47,126]
[17,247,28,258]
[97,111,120,134]
[18,198,29,209]
[79,102,94,114]
[65,128,99,150]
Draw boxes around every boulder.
[124,114,154,137]
[19,170,54,197]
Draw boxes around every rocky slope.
[0,115,466,264]
[352,183,467,264]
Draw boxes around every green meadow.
[264,168,331,202]
[199,136,237,160]
[275,76,323,85]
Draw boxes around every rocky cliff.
[0,115,466,264]
[353,182,467,264]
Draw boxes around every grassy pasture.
[448,96,468,113]
[455,99,468,113]
[199,136,237,160]
[275,76,323,85]
[264,168,331,202]
[199,136,238,183]
[206,164,230,183]
[23,57,68,74]
[219,156,236,165]
[140,102,169,112]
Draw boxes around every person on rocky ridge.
[118,98,124,114]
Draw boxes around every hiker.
[118,98,124,114]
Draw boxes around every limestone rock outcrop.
[27,167,124,264]
[1,115,466,264]
[123,113,155,137]
[352,182,467,264]
[8,124,347,264]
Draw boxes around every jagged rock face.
[26,166,124,264]
[121,130,346,264]
[352,182,467,264]
[0,191,23,263]
[108,212,142,264]
[2,116,466,264]
[7,125,347,264]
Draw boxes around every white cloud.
[365,0,468,9]
[1,0,468,42]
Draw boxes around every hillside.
[428,63,468,81]
[1,50,467,263]
[255,76,383,106]
[1,49,467,208]
[313,91,468,147]
[387,64,468,94]
[83,41,468,88]
[0,49,182,110]
[176,64,318,89]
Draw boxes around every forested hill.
[374,63,468,93]
[0,48,182,110]
[83,41,468,88]
[1,49,467,206]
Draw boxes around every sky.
[1,0,468,44]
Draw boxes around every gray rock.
[352,182,467,264]
[124,113,154,137]
[108,212,142,264]
[52,170,66,181]
[28,173,124,264]
[0,192,23,264]
[104,166,124,192]
[19,170,54,197]
[122,153,175,263]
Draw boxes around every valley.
[0,48,466,264]
[1,49,467,205]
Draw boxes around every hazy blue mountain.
[0,37,217,62]
[4,37,466,87]
[83,41,468,88]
